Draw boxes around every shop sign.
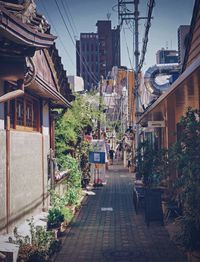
[148,121,165,128]
[89,151,105,164]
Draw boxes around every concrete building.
[178,25,190,65]
[156,48,178,64]
[76,33,99,91]
[0,1,73,233]
[96,21,121,78]
[76,21,121,91]
[68,76,84,92]
[102,66,135,130]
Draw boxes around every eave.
[29,74,71,108]
[0,4,56,49]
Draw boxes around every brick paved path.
[55,163,186,262]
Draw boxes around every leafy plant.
[27,249,47,262]
[135,140,168,188]
[9,219,57,261]
[170,108,200,252]
[77,141,91,186]
[47,208,64,226]
[55,94,100,167]
[48,239,62,256]
[60,207,73,223]
[62,155,81,187]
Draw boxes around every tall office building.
[76,20,120,91]
[76,33,99,91]
[178,25,190,65]
[156,48,178,64]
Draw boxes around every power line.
[60,0,77,40]
[123,26,133,70]
[54,0,99,85]
[138,0,155,72]
[103,22,122,120]
[63,0,79,37]
[40,0,75,67]
[58,0,99,86]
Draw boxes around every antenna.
[107,11,111,20]
[166,41,168,50]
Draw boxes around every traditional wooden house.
[0,0,73,233]
[138,0,200,151]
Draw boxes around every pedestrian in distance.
[109,148,115,165]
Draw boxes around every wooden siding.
[186,8,200,67]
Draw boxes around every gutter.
[0,57,36,103]
[0,79,24,103]
[0,86,24,103]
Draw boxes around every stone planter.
[145,188,164,227]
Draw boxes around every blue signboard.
[89,151,106,164]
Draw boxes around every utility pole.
[118,0,147,149]
[98,76,104,139]
[134,0,140,151]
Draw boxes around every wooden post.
[6,100,10,233]
[50,148,55,190]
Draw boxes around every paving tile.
[55,162,187,262]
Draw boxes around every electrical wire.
[54,0,99,85]
[62,0,78,37]
[40,0,75,67]
[104,22,122,120]
[123,26,134,70]
[60,0,77,40]
[138,0,155,72]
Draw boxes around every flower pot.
[187,251,200,262]
[47,221,61,230]
[145,188,164,227]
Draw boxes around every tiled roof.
[0,0,50,34]
[48,43,75,102]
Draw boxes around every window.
[9,94,40,132]
[16,98,25,126]
[91,44,94,52]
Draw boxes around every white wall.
[68,75,84,92]
[42,102,50,136]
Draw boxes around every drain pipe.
[0,79,24,103]
[0,57,36,103]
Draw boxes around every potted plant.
[47,208,64,230]
[135,140,168,226]
[170,108,200,261]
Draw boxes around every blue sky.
[36,0,195,75]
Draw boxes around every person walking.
[109,148,115,165]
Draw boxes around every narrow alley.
[55,162,186,262]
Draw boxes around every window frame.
[9,94,41,132]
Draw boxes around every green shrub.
[47,208,64,225]
[61,207,73,223]
[171,108,200,251]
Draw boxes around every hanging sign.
[89,151,106,164]
[148,121,165,128]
